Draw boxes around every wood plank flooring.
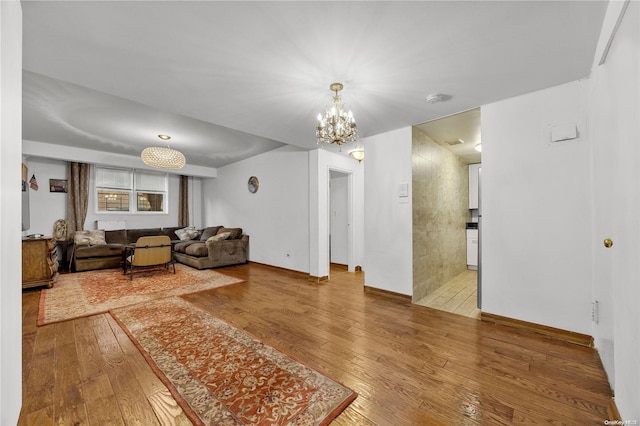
[20,262,613,425]
[415,270,481,319]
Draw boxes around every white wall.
[589,1,640,419]
[330,175,348,265]
[363,127,413,295]
[0,1,23,423]
[203,145,310,272]
[21,156,204,234]
[481,80,592,334]
[21,157,67,236]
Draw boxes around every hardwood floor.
[415,270,481,319]
[20,262,613,425]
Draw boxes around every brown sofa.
[73,227,182,272]
[72,226,248,272]
[172,226,249,270]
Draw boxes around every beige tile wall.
[412,127,470,302]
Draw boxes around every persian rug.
[111,296,357,426]
[38,264,242,326]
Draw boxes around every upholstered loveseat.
[172,226,249,270]
[72,226,248,272]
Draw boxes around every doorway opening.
[328,169,354,278]
[410,108,482,319]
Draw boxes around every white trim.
[328,166,355,273]
[594,0,630,66]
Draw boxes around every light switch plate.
[398,183,408,197]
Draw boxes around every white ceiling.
[21,1,607,169]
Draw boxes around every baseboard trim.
[364,286,412,301]
[245,261,344,283]
[480,312,594,347]
[246,261,308,279]
[607,398,622,421]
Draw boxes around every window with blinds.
[95,167,167,213]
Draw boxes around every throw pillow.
[200,226,222,241]
[217,227,242,239]
[175,227,201,241]
[206,231,231,243]
[74,230,106,246]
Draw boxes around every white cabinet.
[469,163,481,209]
[466,229,478,268]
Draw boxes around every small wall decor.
[248,176,259,193]
[21,164,28,191]
[29,174,39,191]
[49,179,68,193]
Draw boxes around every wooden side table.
[22,236,59,289]
[122,243,135,274]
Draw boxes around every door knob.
[604,238,613,248]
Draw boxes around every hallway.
[415,270,480,319]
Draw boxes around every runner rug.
[110,296,357,426]
[38,264,242,326]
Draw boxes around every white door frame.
[327,167,354,274]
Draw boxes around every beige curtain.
[179,175,189,227]
[146,193,163,211]
[66,162,90,237]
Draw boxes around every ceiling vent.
[425,93,452,104]
[445,138,465,146]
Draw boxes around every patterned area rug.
[38,264,242,326]
[111,297,357,426]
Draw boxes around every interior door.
[591,110,616,387]
[590,0,640,406]
[477,166,482,309]
[329,174,348,266]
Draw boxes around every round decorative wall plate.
[248,176,259,193]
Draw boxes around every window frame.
[95,166,168,215]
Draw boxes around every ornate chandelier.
[316,82,358,150]
[141,135,186,169]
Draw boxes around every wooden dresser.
[22,236,59,289]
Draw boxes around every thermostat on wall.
[550,123,577,142]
